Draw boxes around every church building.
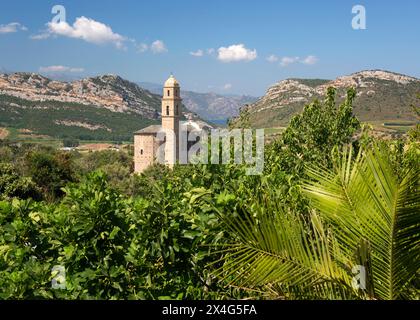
[134,75,212,173]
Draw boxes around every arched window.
[167,90,170,97]
[166,106,170,115]
[175,89,178,97]
[140,149,143,155]
[175,105,178,115]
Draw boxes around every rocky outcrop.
[0,73,160,119]
[234,70,420,128]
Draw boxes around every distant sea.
[207,119,228,127]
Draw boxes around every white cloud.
[33,16,126,49]
[217,44,257,63]
[301,55,319,65]
[266,54,278,63]
[189,48,217,57]
[190,49,204,57]
[30,33,50,40]
[136,43,148,53]
[223,83,232,90]
[134,40,168,54]
[39,65,84,73]
[276,55,319,67]
[32,16,170,54]
[30,32,49,39]
[0,22,27,34]
[150,40,167,53]
[68,67,84,73]
[280,56,300,67]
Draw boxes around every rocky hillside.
[235,70,420,128]
[182,92,257,120]
[139,82,258,120]
[0,73,162,141]
[0,73,161,118]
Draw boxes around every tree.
[62,139,79,148]
[408,94,420,142]
[264,88,361,214]
[304,144,419,299]
[0,146,13,163]
[267,88,360,176]
[212,144,420,300]
[75,150,132,175]
[25,151,77,201]
[0,163,41,200]
[411,94,420,118]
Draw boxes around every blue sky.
[0,0,419,96]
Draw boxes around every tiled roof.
[134,125,162,134]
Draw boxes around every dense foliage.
[0,89,418,300]
[209,145,419,299]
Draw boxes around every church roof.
[134,125,162,135]
[134,120,213,135]
[164,74,180,87]
[181,120,213,131]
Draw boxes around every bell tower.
[162,74,181,166]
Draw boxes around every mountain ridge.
[233,70,420,128]
[0,72,161,118]
[139,81,258,120]
[0,72,163,141]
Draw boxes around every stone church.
[134,75,212,173]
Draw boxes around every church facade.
[134,75,212,173]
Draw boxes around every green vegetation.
[383,122,417,126]
[0,89,418,300]
[0,163,41,201]
[0,94,158,142]
[213,145,419,299]
[289,78,330,87]
[62,139,79,148]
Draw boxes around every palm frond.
[211,143,418,300]
[214,204,355,299]
[303,144,420,300]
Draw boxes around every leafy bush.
[0,171,240,299]
[62,139,79,148]
[0,163,41,200]
[24,151,77,201]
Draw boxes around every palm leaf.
[213,201,355,299]
[303,144,420,299]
